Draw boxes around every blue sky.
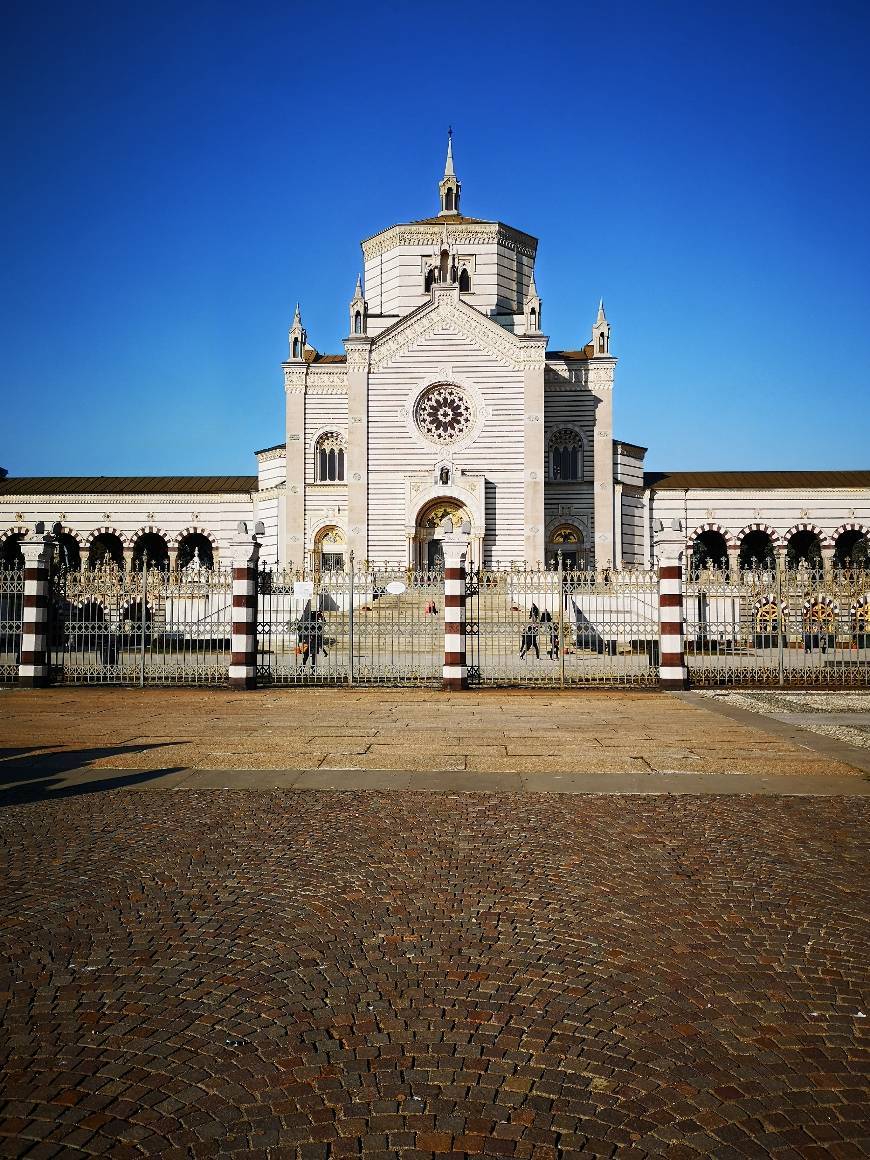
[2,0,868,476]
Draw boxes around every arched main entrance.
[547,524,587,570]
[413,498,471,571]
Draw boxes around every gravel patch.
[700,689,870,749]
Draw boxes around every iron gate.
[257,565,444,685]
[685,564,870,686]
[0,566,23,685]
[48,564,233,685]
[465,563,660,686]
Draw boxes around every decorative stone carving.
[362,223,536,261]
[415,384,473,445]
[345,345,370,371]
[371,298,521,371]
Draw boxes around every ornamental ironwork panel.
[48,564,233,685]
[257,565,444,686]
[0,566,24,684]
[466,564,660,687]
[685,563,870,687]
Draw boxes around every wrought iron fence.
[0,566,24,684]
[685,563,870,686]
[466,563,660,687]
[48,564,233,685]
[5,556,866,690]
[257,564,444,685]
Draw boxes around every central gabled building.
[263,134,637,571]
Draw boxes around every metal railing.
[685,563,870,686]
[48,564,233,685]
[257,563,444,685]
[0,566,24,684]
[466,562,660,687]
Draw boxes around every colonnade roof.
[646,470,870,490]
[0,476,258,495]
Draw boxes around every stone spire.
[349,274,367,336]
[524,271,542,333]
[288,303,307,361]
[438,129,461,216]
[592,298,610,356]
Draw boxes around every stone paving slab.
[2,687,867,779]
[1,790,868,1157]
[2,765,869,801]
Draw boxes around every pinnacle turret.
[438,129,461,216]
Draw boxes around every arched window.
[787,529,822,568]
[177,532,215,571]
[691,530,728,574]
[425,267,437,292]
[131,532,170,573]
[88,532,124,570]
[56,532,81,571]
[292,337,300,358]
[598,332,606,353]
[529,308,537,331]
[445,188,454,212]
[314,526,346,571]
[739,530,776,570]
[439,249,449,283]
[458,267,470,292]
[354,311,362,334]
[548,429,583,481]
[834,529,868,568]
[0,533,25,568]
[314,432,346,482]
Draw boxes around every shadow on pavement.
[0,743,185,806]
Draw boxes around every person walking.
[519,604,540,659]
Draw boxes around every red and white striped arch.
[127,525,171,549]
[736,522,783,549]
[83,526,124,549]
[54,525,83,545]
[832,521,869,543]
[783,521,832,549]
[172,525,219,550]
[0,525,29,545]
[688,522,737,550]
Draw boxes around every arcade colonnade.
[0,524,221,572]
[687,520,870,572]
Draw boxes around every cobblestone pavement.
[2,790,868,1158]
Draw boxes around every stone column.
[19,530,55,688]
[589,358,616,568]
[613,481,624,569]
[656,531,688,691]
[520,337,546,565]
[821,544,835,578]
[441,522,470,691]
[345,338,372,567]
[228,527,261,690]
[283,363,307,569]
[727,547,740,581]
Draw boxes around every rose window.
[415,385,473,445]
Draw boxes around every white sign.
[293,581,314,601]
[385,581,406,595]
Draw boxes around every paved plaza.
[1,690,869,1157]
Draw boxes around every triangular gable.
[369,291,523,372]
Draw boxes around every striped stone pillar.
[228,528,261,690]
[658,558,688,690]
[441,525,469,691]
[19,531,55,688]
